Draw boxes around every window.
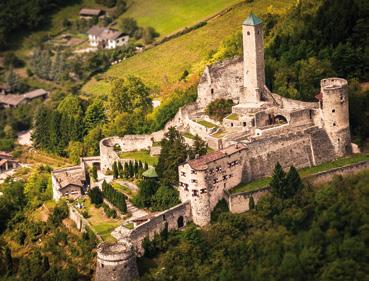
[191,179,197,183]
[211,88,214,94]
[243,122,247,127]
[181,171,186,176]
[231,123,234,127]
[247,31,250,35]
[340,94,345,103]
[223,175,227,180]
[200,189,206,194]
[332,109,335,113]
[192,190,198,196]
[333,122,336,126]
[191,170,197,175]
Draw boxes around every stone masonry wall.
[227,187,269,214]
[127,202,192,256]
[227,160,369,214]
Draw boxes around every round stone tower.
[189,170,211,227]
[95,241,139,281]
[321,78,351,157]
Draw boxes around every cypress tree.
[124,162,129,178]
[249,196,255,210]
[117,161,123,178]
[113,161,119,179]
[42,255,50,272]
[92,165,98,181]
[286,166,303,198]
[270,162,286,199]
[134,160,139,178]
[128,160,134,178]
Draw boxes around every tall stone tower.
[95,241,139,281]
[320,78,351,157]
[242,13,265,103]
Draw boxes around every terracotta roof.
[79,8,103,16]
[187,143,246,170]
[88,26,124,40]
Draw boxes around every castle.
[51,14,353,281]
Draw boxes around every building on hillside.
[0,152,19,173]
[79,8,105,18]
[87,26,129,49]
[0,89,48,109]
[51,166,86,201]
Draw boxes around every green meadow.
[82,0,294,95]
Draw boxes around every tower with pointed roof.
[242,13,265,103]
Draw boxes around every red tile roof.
[187,143,246,170]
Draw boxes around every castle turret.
[95,241,139,281]
[178,164,211,227]
[320,78,351,157]
[242,13,265,103]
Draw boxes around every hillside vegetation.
[138,169,369,281]
[82,0,294,94]
[119,0,243,37]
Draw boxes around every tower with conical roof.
[242,13,265,103]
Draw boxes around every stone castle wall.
[227,187,269,214]
[127,202,192,255]
[227,160,369,213]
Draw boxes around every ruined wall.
[127,202,192,255]
[227,187,269,214]
[272,93,319,111]
[100,135,153,173]
[197,58,243,108]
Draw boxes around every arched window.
[247,31,250,35]
[177,216,184,228]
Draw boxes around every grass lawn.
[230,154,369,194]
[226,113,239,120]
[119,150,158,166]
[183,132,196,139]
[195,119,218,128]
[82,0,294,94]
[112,182,137,198]
[120,0,243,37]
[84,198,121,242]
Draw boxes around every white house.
[87,26,129,49]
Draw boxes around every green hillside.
[120,0,243,37]
[82,0,294,96]
[8,0,103,57]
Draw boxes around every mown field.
[120,0,243,37]
[82,0,294,95]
